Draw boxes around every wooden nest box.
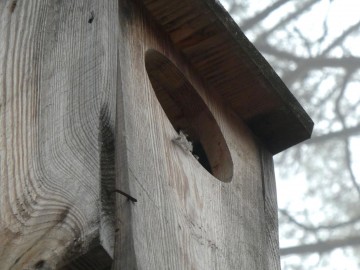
[0,0,313,269]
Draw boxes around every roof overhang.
[143,0,314,154]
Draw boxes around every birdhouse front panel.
[114,1,297,269]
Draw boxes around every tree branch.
[300,124,360,145]
[322,20,360,55]
[344,138,360,199]
[241,0,291,31]
[280,235,360,256]
[334,71,360,198]
[279,209,360,232]
[254,0,321,42]
[257,46,360,70]
[281,21,360,85]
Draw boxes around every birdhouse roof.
[143,0,314,154]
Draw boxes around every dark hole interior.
[192,140,212,174]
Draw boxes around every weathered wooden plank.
[260,147,281,270]
[113,4,137,267]
[114,1,269,268]
[0,0,118,268]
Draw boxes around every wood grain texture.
[260,147,281,270]
[114,1,278,268]
[0,0,118,268]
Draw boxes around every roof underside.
[143,0,314,154]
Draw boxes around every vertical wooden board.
[115,2,271,269]
[260,147,281,270]
[0,0,118,268]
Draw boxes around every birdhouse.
[0,0,313,269]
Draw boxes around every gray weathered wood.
[0,0,118,268]
[114,1,274,268]
[260,147,281,270]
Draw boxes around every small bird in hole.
[172,130,199,159]
[172,130,193,153]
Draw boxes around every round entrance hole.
[145,50,233,182]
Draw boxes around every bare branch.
[280,235,360,256]
[281,21,360,85]
[300,124,360,145]
[333,71,360,198]
[241,0,291,31]
[254,0,321,42]
[344,138,360,199]
[257,45,360,69]
[294,27,313,56]
[322,20,360,55]
[279,209,360,232]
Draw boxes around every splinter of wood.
[114,189,137,203]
